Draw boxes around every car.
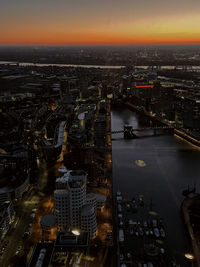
[127,252,131,259]
[160,248,165,254]
[105,234,112,241]
[15,250,19,254]
[120,253,124,261]
[30,213,35,218]
[15,244,22,255]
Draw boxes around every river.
[1,61,200,70]
[111,107,200,266]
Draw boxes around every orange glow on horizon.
[1,35,200,46]
[1,1,200,46]
[1,20,200,46]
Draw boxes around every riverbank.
[181,196,200,267]
[124,101,200,148]
[174,129,200,149]
[1,61,200,70]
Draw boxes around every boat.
[117,194,123,202]
[160,248,165,254]
[154,228,160,238]
[118,213,123,219]
[120,253,124,261]
[129,219,134,226]
[116,191,123,202]
[149,230,154,236]
[139,227,144,237]
[130,228,134,235]
[160,227,166,238]
[119,229,124,242]
[118,204,122,213]
[127,252,131,259]
[132,203,137,213]
[117,191,122,196]
[133,221,137,227]
[119,219,123,227]
[138,195,144,206]
[145,230,149,236]
[152,219,157,227]
[126,203,131,211]
[143,221,148,227]
[158,218,163,227]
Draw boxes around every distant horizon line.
[1,43,200,48]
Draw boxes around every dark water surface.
[111,108,200,265]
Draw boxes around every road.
[0,186,40,267]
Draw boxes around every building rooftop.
[94,193,107,203]
[55,231,89,247]
[86,193,96,200]
[81,204,94,216]
[40,215,56,228]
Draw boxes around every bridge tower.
[124,125,137,139]
[124,125,132,139]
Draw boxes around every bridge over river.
[111,125,174,139]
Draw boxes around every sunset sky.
[1,0,200,45]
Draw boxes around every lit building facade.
[54,189,69,231]
[54,168,97,238]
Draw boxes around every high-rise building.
[67,170,87,228]
[54,189,69,231]
[81,204,97,238]
[54,168,97,238]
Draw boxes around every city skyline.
[1,0,200,45]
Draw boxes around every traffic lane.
[0,190,40,266]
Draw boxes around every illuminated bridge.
[111,125,174,139]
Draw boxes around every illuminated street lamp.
[72,229,80,236]
[185,253,194,260]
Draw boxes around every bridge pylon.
[124,125,137,139]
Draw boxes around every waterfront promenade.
[125,101,200,148]
[182,196,200,267]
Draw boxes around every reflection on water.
[111,108,200,265]
[135,159,146,167]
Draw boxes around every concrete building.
[94,114,107,147]
[54,168,97,238]
[86,193,97,211]
[81,204,97,238]
[54,189,69,231]
[54,170,87,230]
[67,170,87,228]
[0,201,14,239]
